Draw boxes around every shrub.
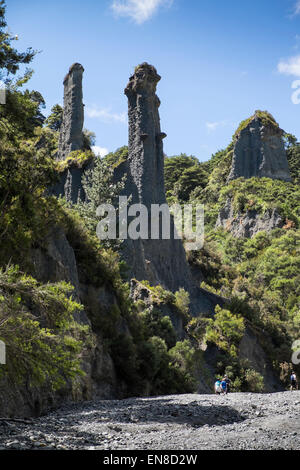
[244,369,264,393]
[0,265,87,390]
[205,306,245,358]
[174,288,190,318]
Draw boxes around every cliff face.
[50,160,93,204]
[0,227,120,418]
[50,63,92,204]
[228,113,291,183]
[217,112,292,238]
[122,63,218,315]
[122,64,190,292]
[216,198,285,238]
[58,63,85,161]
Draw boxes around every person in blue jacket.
[214,380,222,395]
[221,378,228,395]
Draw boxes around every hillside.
[0,2,299,419]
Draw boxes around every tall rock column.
[50,63,92,204]
[125,63,166,207]
[123,63,188,292]
[58,63,85,161]
[122,63,218,316]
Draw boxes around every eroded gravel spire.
[228,111,292,182]
[58,63,85,160]
[122,63,193,293]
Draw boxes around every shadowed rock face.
[58,63,85,161]
[122,63,218,315]
[124,63,166,207]
[228,115,292,182]
[50,161,93,204]
[122,63,192,293]
[51,63,92,204]
[217,113,292,238]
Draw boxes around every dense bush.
[0,265,87,390]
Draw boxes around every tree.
[27,90,46,126]
[164,154,209,202]
[0,1,36,80]
[164,154,198,193]
[83,128,96,149]
[205,306,245,358]
[286,141,300,185]
[0,265,86,390]
[284,133,297,149]
[45,104,63,131]
[74,156,126,248]
[0,4,57,262]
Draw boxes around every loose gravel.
[0,392,299,450]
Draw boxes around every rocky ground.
[0,392,299,451]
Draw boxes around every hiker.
[221,378,228,395]
[224,375,231,394]
[214,380,222,395]
[290,371,298,391]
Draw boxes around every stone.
[122,63,191,292]
[50,63,93,203]
[50,160,93,204]
[216,197,285,238]
[121,63,219,316]
[228,112,292,182]
[58,63,85,161]
[239,326,283,392]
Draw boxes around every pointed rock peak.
[63,63,84,84]
[228,110,291,182]
[58,64,85,161]
[125,62,161,96]
[234,110,281,139]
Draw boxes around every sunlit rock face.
[228,113,292,183]
[52,63,91,203]
[58,63,85,161]
[122,63,218,316]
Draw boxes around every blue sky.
[6,0,300,161]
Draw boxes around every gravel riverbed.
[0,392,299,450]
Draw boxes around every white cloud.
[111,0,173,24]
[205,120,228,132]
[278,55,300,77]
[294,0,300,15]
[86,106,127,123]
[92,146,109,158]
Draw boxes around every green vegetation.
[104,146,129,168]
[204,306,245,358]
[219,177,299,226]
[73,155,126,249]
[0,0,35,79]
[0,2,94,396]
[0,0,299,402]
[234,110,279,138]
[164,113,300,391]
[45,104,63,132]
[0,265,87,391]
[286,140,300,185]
[110,311,198,396]
[56,149,94,172]
[165,154,209,203]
